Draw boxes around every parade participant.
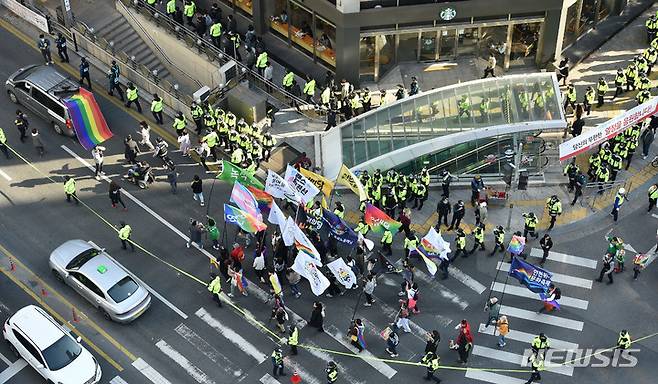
[538,234,553,266]
[539,283,561,313]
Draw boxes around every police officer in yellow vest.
[190,101,204,135]
[303,75,316,103]
[546,195,562,230]
[326,361,338,383]
[355,217,369,236]
[469,223,485,255]
[596,77,608,107]
[150,93,164,125]
[452,228,467,260]
[420,351,441,383]
[564,83,577,111]
[64,176,78,204]
[231,147,244,165]
[0,127,10,159]
[523,212,539,239]
[288,323,299,355]
[271,348,284,378]
[381,228,393,256]
[118,221,134,251]
[403,232,419,258]
[203,111,216,136]
[183,0,196,26]
[617,330,631,350]
[648,184,658,211]
[166,0,176,18]
[613,68,626,99]
[583,86,595,115]
[202,129,219,162]
[458,95,471,118]
[209,20,222,48]
[256,51,268,77]
[525,352,544,384]
[283,70,294,93]
[125,82,142,113]
[362,88,372,112]
[225,111,237,129]
[207,274,222,307]
[172,112,187,136]
[490,226,505,255]
[531,333,550,355]
[413,182,427,210]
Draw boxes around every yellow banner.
[337,164,368,201]
[300,167,334,198]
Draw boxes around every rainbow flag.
[223,204,267,234]
[364,203,401,234]
[246,185,273,215]
[507,235,526,255]
[64,88,113,150]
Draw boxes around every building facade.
[213,0,626,84]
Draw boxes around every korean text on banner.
[559,97,658,161]
[285,165,320,204]
[265,169,300,202]
[508,257,552,294]
[337,164,368,201]
[300,167,334,198]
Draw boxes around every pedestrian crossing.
[155,340,217,384]
[465,248,594,384]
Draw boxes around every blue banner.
[322,209,358,247]
[508,257,552,294]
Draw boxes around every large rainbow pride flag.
[64,88,113,150]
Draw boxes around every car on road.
[5,64,79,136]
[2,304,102,384]
[49,239,151,323]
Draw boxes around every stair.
[91,14,176,86]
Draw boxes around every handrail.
[427,140,499,173]
[117,0,202,88]
[123,0,320,120]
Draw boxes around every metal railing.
[582,178,632,212]
[121,0,322,121]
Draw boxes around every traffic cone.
[72,307,79,323]
[290,371,302,384]
[40,284,48,297]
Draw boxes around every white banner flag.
[293,252,330,296]
[265,170,300,202]
[293,224,321,261]
[285,165,320,204]
[268,201,287,227]
[327,258,357,289]
[281,217,296,246]
[559,97,658,161]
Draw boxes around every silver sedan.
[49,240,151,323]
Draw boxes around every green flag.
[216,160,264,189]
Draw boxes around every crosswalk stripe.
[132,358,173,384]
[490,282,589,310]
[371,289,438,343]
[471,345,574,376]
[325,325,397,379]
[109,376,129,384]
[155,340,216,384]
[284,359,323,384]
[529,249,598,269]
[395,260,469,310]
[500,305,584,331]
[0,359,28,383]
[465,369,528,384]
[477,324,579,350]
[497,262,593,289]
[174,323,243,378]
[303,341,367,384]
[259,374,281,384]
[447,265,487,294]
[195,307,268,363]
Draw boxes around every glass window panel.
[367,138,381,159]
[234,0,253,16]
[360,36,376,82]
[353,139,368,164]
[438,29,456,59]
[270,0,289,39]
[398,33,419,62]
[420,31,437,61]
[289,1,314,59]
[457,27,479,56]
[479,26,508,64]
[510,23,541,68]
[377,34,396,80]
[401,100,420,144]
[342,140,354,167]
[315,16,336,67]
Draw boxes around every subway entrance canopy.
[320,73,567,179]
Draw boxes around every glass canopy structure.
[320,73,566,178]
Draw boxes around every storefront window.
[377,34,396,80]
[270,0,289,39]
[457,27,479,56]
[510,23,541,67]
[438,29,456,59]
[315,16,336,67]
[235,0,253,16]
[581,0,598,32]
[398,32,419,62]
[479,26,508,64]
[420,31,438,61]
[360,36,376,82]
[563,0,602,49]
[289,1,314,59]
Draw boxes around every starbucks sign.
[440,7,456,21]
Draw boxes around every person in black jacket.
[424,330,440,354]
[309,301,324,332]
[436,196,451,229]
[447,200,465,231]
[538,283,561,313]
[539,234,553,266]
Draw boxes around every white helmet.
[619,188,626,194]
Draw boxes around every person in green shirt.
[206,218,220,250]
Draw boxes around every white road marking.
[109,376,130,384]
[259,374,281,384]
[471,345,574,376]
[622,243,637,254]
[0,359,27,383]
[498,262,593,289]
[324,325,397,379]
[499,305,584,331]
[0,169,11,182]
[447,265,487,294]
[651,213,658,219]
[394,260,469,309]
[643,248,658,266]
[0,351,10,366]
[490,282,589,310]
[303,341,366,384]
[371,287,434,343]
[528,248,598,269]
[132,358,173,384]
[87,242,188,319]
[283,359,323,384]
[465,369,528,384]
[195,307,267,363]
[477,324,579,350]
[155,340,216,384]
[174,323,243,377]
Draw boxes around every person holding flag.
[539,283,561,313]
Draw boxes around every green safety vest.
[126,87,138,101]
[480,100,490,112]
[355,222,369,235]
[151,99,163,112]
[283,72,294,87]
[597,81,608,94]
[547,200,562,215]
[288,327,299,346]
[649,185,658,199]
[0,128,6,144]
[209,23,222,38]
[256,52,268,68]
[618,332,631,349]
[207,276,222,294]
[333,208,344,219]
[147,0,157,4]
[166,0,176,14]
[456,235,465,249]
[204,132,218,147]
[473,228,484,242]
[381,230,393,244]
[327,368,338,382]
[191,105,204,119]
[495,230,504,244]
[271,351,283,364]
[118,225,132,240]
[303,79,316,96]
[64,178,76,194]
[525,216,537,228]
[615,72,626,86]
[566,88,576,102]
[531,336,550,350]
[173,116,186,130]
[204,114,216,129]
[184,1,195,17]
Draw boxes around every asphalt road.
[0,16,657,384]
